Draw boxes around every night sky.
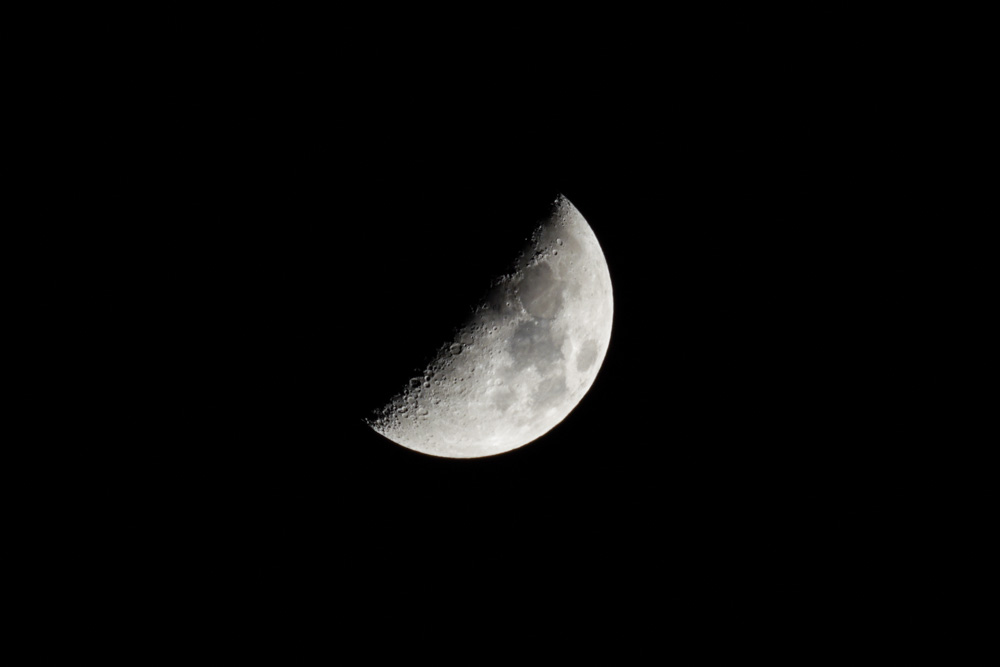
[82,42,862,625]
[146,139,841,590]
[20,7,929,650]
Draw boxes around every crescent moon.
[367,194,613,458]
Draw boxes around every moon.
[366,194,613,458]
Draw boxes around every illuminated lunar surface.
[366,195,613,458]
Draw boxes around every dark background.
[120,112,848,591]
[21,9,967,649]
[60,20,880,623]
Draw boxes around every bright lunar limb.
[366,194,613,458]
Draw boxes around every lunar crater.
[517,262,565,319]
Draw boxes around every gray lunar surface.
[367,195,614,458]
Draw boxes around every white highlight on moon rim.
[367,195,613,458]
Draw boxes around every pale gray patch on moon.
[367,194,614,459]
[493,387,517,413]
[576,339,599,373]
[533,373,568,409]
[509,319,564,373]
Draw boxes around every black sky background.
[126,111,850,592]
[60,21,886,625]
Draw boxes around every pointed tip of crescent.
[554,192,574,211]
